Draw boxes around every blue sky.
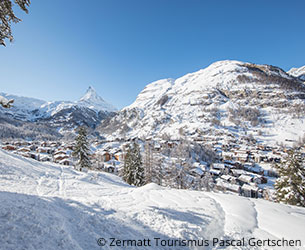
[0,0,304,109]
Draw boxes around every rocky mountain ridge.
[0,87,116,139]
[99,60,305,146]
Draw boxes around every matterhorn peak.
[77,86,117,112]
[80,86,99,101]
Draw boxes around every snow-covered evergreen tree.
[275,149,305,207]
[0,0,30,46]
[72,126,91,171]
[122,142,144,187]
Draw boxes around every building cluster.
[1,141,74,166]
[2,137,304,201]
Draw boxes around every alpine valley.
[1,60,305,250]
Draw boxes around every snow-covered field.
[0,149,304,250]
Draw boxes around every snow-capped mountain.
[0,87,116,139]
[99,60,305,146]
[78,86,117,112]
[288,65,305,81]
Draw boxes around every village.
[1,136,304,202]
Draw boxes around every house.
[103,152,111,162]
[235,152,248,163]
[231,169,248,177]
[238,174,253,185]
[241,184,259,198]
[244,164,264,175]
[37,147,52,154]
[2,145,16,151]
[215,179,241,194]
[220,175,233,182]
[59,159,73,166]
[40,155,52,162]
[209,169,221,177]
[212,163,225,170]
[17,147,31,153]
[104,165,115,173]
[54,154,69,162]
[222,151,234,161]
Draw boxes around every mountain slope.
[1,149,305,250]
[0,87,116,138]
[99,60,305,146]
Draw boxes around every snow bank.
[0,149,305,250]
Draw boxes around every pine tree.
[73,126,91,171]
[275,149,305,207]
[0,0,30,46]
[122,142,144,186]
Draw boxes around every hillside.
[99,60,305,146]
[0,149,304,250]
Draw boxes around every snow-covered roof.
[238,174,253,183]
[242,184,259,192]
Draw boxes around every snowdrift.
[0,149,304,250]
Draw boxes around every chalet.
[209,169,221,177]
[235,152,248,163]
[222,151,234,161]
[244,164,264,175]
[104,165,115,173]
[103,152,111,162]
[40,155,52,162]
[54,154,69,162]
[114,152,124,161]
[17,152,30,158]
[40,142,48,147]
[2,145,16,151]
[29,153,39,160]
[59,159,73,166]
[252,175,268,184]
[238,174,253,185]
[231,169,249,177]
[37,147,53,154]
[220,175,233,182]
[215,179,241,194]
[17,147,31,153]
[212,163,225,170]
[241,184,259,198]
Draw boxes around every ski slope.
[0,149,304,250]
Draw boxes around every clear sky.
[0,0,304,109]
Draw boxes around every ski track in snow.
[1,149,305,250]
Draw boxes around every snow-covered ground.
[0,149,305,250]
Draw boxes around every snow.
[288,65,305,80]
[108,60,305,147]
[78,86,117,112]
[0,149,305,250]
[0,87,116,122]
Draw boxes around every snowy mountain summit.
[0,87,117,139]
[288,65,305,81]
[78,86,117,112]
